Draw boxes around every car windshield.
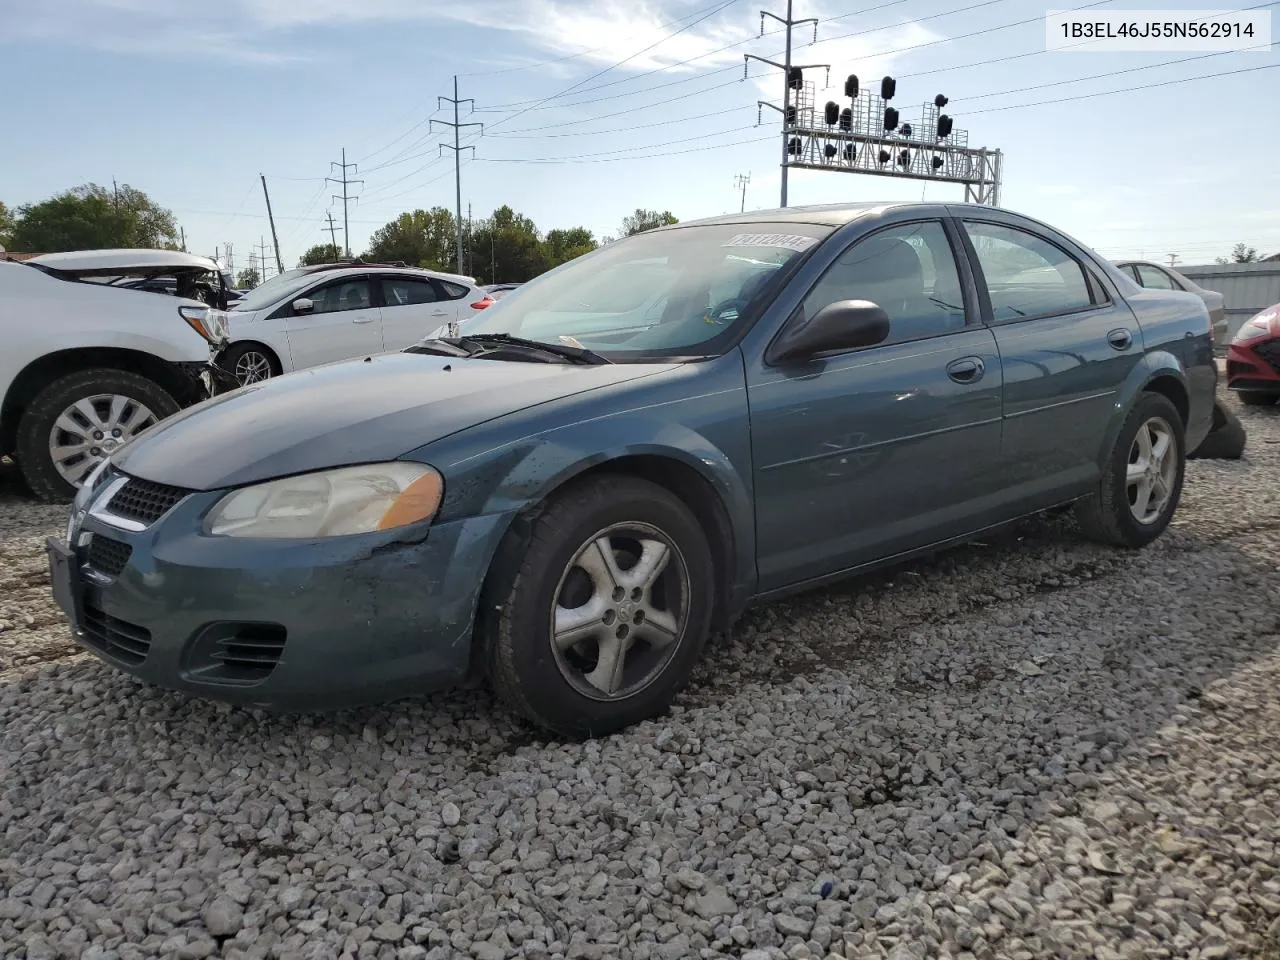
[450,222,833,359]
[232,269,315,311]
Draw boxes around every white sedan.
[218,265,493,384]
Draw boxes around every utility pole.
[112,177,122,246]
[327,148,363,258]
[260,174,284,275]
[467,201,472,276]
[1167,253,1180,268]
[254,236,271,282]
[179,226,187,252]
[324,212,340,258]
[746,5,826,207]
[433,76,483,327]
[734,173,751,213]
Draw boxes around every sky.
[1,0,1276,278]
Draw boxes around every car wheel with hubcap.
[483,474,715,738]
[15,368,180,502]
[1076,391,1185,548]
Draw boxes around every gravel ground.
[2,397,1280,960]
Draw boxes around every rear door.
[282,274,383,369]
[377,274,453,349]
[957,213,1141,508]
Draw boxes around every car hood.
[112,351,679,490]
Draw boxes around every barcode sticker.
[721,233,818,252]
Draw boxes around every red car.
[1226,303,1280,406]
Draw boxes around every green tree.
[0,201,14,248]
[298,243,342,267]
[542,227,597,268]
[470,205,548,284]
[236,267,261,288]
[364,207,457,270]
[620,208,678,236]
[11,183,179,252]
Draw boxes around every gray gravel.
[3,399,1280,960]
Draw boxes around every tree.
[364,208,457,270]
[11,183,179,252]
[298,243,342,267]
[1216,243,1260,265]
[236,268,261,288]
[542,227,597,268]
[0,201,14,248]
[620,208,678,236]
[470,205,549,284]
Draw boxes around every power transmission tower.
[746,4,826,207]
[734,173,751,213]
[254,237,271,281]
[223,243,235,277]
[327,148,363,258]
[433,76,483,316]
[324,212,340,258]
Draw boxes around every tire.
[1236,390,1277,407]
[1189,400,1246,460]
[483,474,715,739]
[1075,391,1185,549]
[222,342,280,386]
[15,369,179,503]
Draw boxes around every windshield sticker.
[559,335,586,348]
[721,233,817,252]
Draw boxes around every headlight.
[1234,309,1277,344]
[204,462,444,539]
[180,305,229,345]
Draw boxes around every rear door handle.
[430,310,449,317]
[1107,328,1133,350]
[352,315,375,324]
[946,356,985,384]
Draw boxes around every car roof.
[665,200,1042,230]
[296,262,476,285]
[29,248,223,274]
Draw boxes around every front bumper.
[48,487,513,710]
[204,350,242,396]
[1226,339,1280,394]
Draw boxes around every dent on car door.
[283,276,384,369]
[746,219,1005,592]
[960,218,1142,507]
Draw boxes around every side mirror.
[292,297,314,314]
[769,299,890,364]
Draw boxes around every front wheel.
[222,342,280,386]
[15,368,180,502]
[483,475,715,739]
[1075,391,1185,548]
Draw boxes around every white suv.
[217,263,493,385]
[0,250,227,501]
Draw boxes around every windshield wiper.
[450,333,611,365]
[405,339,474,358]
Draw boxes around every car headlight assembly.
[1234,309,1277,344]
[204,462,444,539]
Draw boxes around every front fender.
[412,358,757,602]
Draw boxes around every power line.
[476,133,776,164]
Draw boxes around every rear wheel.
[1236,390,1277,407]
[483,475,715,739]
[15,368,179,502]
[1076,392,1185,549]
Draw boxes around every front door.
[378,275,455,348]
[746,219,1005,592]
[283,275,383,369]
[958,216,1143,507]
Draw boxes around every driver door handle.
[1107,327,1133,350]
[946,356,985,384]
[351,315,375,324]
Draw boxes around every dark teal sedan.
[47,202,1216,737]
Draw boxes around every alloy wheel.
[234,351,274,385]
[1127,415,1177,525]
[48,394,158,486]
[549,522,690,701]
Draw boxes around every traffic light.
[935,94,949,108]
[824,143,838,159]
[932,155,944,170]
[878,149,890,165]
[844,144,856,161]
[788,137,802,155]
[839,107,852,131]
[900,123,913,138]
[880,76,896,100]
[898,149,911,168]
[936,114,954,139]
[845,74,859,98]
[788,67,803,90]
[824,101,839,125]
[883,106,899,131]
[785,105,797,124]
